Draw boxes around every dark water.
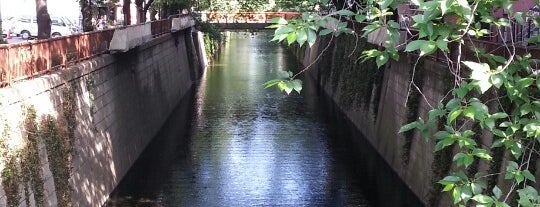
[104,32,423,207]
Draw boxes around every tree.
[123,0,131,25]
[35,0,51,39]
[269,0,540,206]
[79,0,94,32]
[135,0,156,23]
[0,1,6,44]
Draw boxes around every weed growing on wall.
[21,106,45,207]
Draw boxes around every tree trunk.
[135,0,143,24]
[142,0,155,22]
[35,0,51,39]
[149,8,157,21]
[0,2,6,44]
[79,0,93,32]
[123,0,131,25]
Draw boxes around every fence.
[0,17,174,86]
[198,12,301,23]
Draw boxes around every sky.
[1,0,81,20]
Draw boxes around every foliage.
[270,0,540,206]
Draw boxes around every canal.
[104,32,423,207]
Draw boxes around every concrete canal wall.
[0,30,203,207]
[298,36,466,206]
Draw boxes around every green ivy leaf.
[355,14,366,23]
[296,28,308,46]
[376,52,389,68]
[307,28,317,47]
[522,170,536,182]
[419,41,437,56]
[287,32,297,45]
[448,109,463,125]
[319,29,333,36]
[336,9,356,16]
[472,194,494,204]
[493,186,502,199]
[472,148,492,160]
[463,61,492,93]
[405,40,425,52]
[399,121,421,133]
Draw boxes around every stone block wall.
[301,35,454,206]
[0,30,199,207]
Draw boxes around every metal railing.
[0,18,174,86]
[197,12,301,23]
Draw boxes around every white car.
[12,16,76,39]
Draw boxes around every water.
[104,32,423,207]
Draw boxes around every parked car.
[12,16,77,39]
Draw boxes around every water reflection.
[104,31,421,207]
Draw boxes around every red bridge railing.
[198,12,301,23]
[0,18,174,86]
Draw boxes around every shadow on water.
[104,31,423,207]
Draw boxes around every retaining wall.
[299,36,457,206]
[0,29,202,207]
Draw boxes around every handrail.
[0,18,175,86]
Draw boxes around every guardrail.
[0,17,176,86]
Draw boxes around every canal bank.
[104,31,422,206]
[0,27,203,206]
[299,35,464,206]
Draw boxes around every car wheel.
[52,32,61,38]
[21,31,30,39]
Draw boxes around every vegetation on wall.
[21,106,45,207]
[402,57,425,166]
[268,0,540,206]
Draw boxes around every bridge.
[197,12,301,30]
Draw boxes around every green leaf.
[514,12,526,25]
[307,29,317,47]
[362,24,381,37]
[436,38,448,51]
[453,186,462,204]
[448,109,463,125]
[405,40,425,52]
[399,121,420,133]
[493,186,502,199]
[263,79,281,89]
[439,0,451,15]
[419,41,437,56]
[518,77,534,88]
[378,0,394,9]
[490,74,505,88]
[453,87,469,99]
[523,170,536,182]
[472,195,494,204]
[490,112,508,119]
[463,107,475,119]
[355,14,366,23]
[520,104,532,116]
[319,29,333,36]
[336,9,356,16]
[463,61,492,93]
[287,32,297,45]
[376,52,389,68]
[296,28,308,46]
[275,25,295,35]
[446,98,462,111]
[472,148,492,160]
[277,70,292,79]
